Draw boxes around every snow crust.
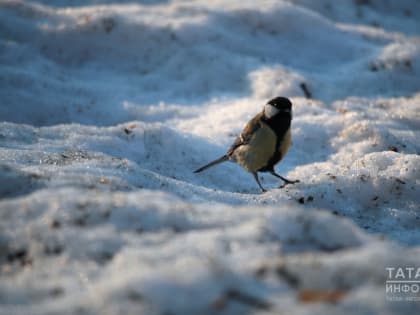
[1,0,419,314]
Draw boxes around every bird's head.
[263,96,292,119]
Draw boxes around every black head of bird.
[264,96,292,119]
[194,96,299,192]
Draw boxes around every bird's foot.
[278,179,300,189]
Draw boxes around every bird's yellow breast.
[232,121,277,173]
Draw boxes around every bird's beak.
[283,108,292,119]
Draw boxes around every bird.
[194,96,299,192]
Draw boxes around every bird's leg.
[270,171,300,188]
[252,173,266,193]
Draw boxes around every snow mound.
[2,189,418,315]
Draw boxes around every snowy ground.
[1,0,420,314]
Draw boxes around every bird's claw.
[278,179,300,189]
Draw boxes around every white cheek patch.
[264,104,279,118]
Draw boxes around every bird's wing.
[227,112,263,156]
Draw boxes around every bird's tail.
[193,155,229,173]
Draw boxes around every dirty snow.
[0,0,419,314]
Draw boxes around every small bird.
[194,96,299,192]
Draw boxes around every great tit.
[194,96,299,192]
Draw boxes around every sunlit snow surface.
[1,0,420,314]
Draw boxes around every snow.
[0,0,419,314]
